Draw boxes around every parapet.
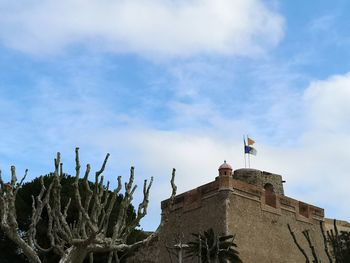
[233,168,285,195]
[161,173,323,223]
[324,218,350,232]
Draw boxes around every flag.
[245,145,257,156]
[247,137,255,145]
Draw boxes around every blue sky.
[0,0,350,230]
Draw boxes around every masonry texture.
[128,162,331,262]
[233,168,285,195]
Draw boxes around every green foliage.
[328,230,350,263]
[186,228,242,263]
[0,174,143,263]
[17,174,136,229]
[0,230,29,263]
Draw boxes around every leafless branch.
[287,224,310,263]
[1,149,178,263]
[0,166,42,263]
[320,221,333,263]
[302,230,319,263]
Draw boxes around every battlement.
[234,168,285,195]
[161,173,324,222]
[133,163,329,263]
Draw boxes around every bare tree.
[320,221,333,263]
[0,148,177,263]
[287,223,324,263]
[327,219,350,263]
[287,224,310,263]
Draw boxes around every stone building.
[130,161,341,262]
[324,218,350,233]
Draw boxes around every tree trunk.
[3,227,41,263]
[59,246,88,263]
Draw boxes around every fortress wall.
[214,175,327,262]
[227,192,327,263]
[128,181,228,262]
[325,218,350,232]
[128,175,327,262]
[156,184,229,262]
[233,168,285,195]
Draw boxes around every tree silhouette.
[327,219,350,263]
[0,148,177,263]
[288,220,350,263]
[0,173,143,263]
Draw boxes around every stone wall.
[226,184,326,262]
[233,168,285,195]
[128,180,227,262]
[156,180,229,262]
[128,170,327,262]
[325,218,350,232]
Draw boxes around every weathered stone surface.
[324,218,350,232]
[234,168,285,195]
[129,167,329,263]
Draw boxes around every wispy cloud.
[0,2,349,231]
[0,0,284,57]
[304,72,350,132]
[308,14,336,33]
[1,65,350,229]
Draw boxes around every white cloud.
[304,72,350,132]
[109,72,350,228]
[0,0,284,57]
[1,61,349,229]
[260,72,350,221]
[84,128,245,229]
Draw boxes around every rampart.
[129,168,328,263]
[161,174,324,223]
[233,168,285,195]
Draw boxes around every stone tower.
[129,161,328,263]
[233,168,285,195]
[218,160,233,177]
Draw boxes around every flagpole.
[243,135,247,168]
[247,135,251,168]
